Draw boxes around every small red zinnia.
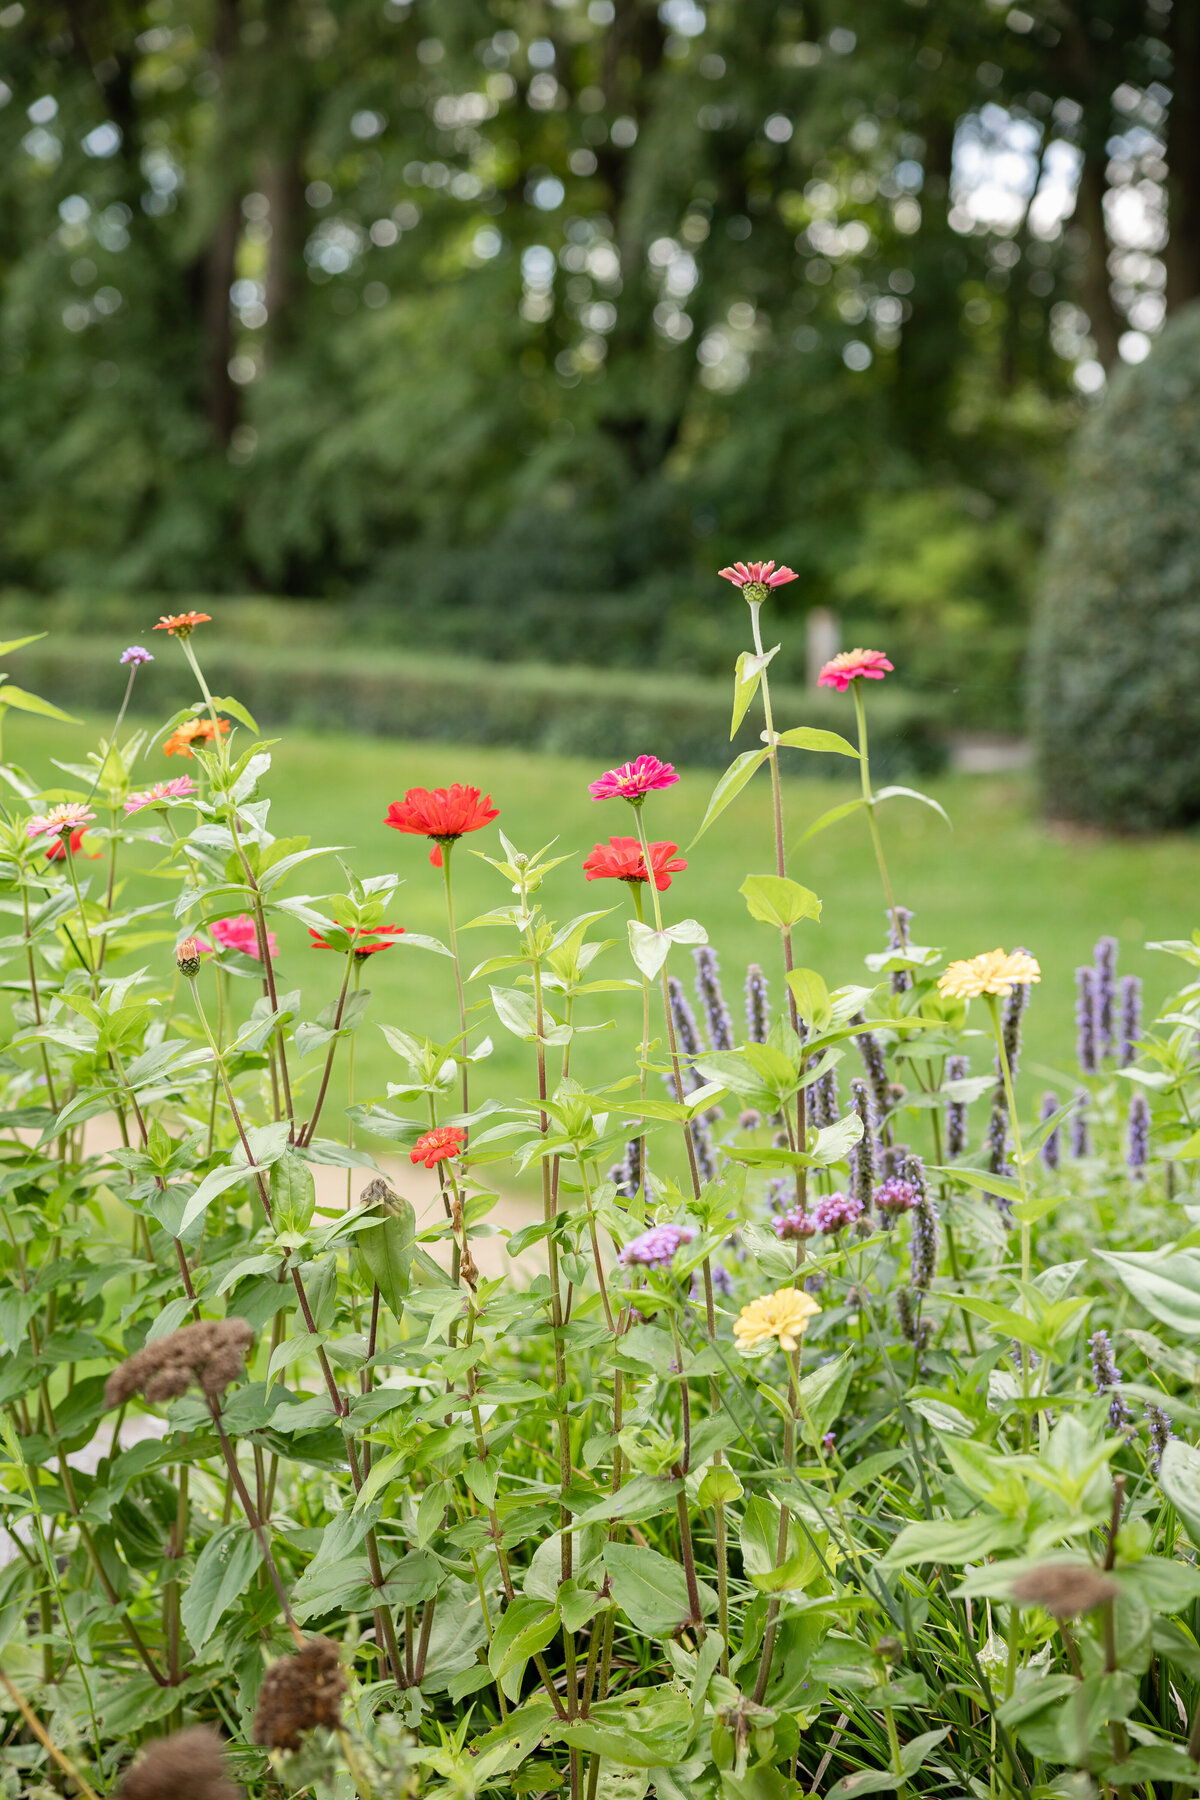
[384,785,499,867]
[717,560,799,593]
[309,923,406,959]
[410,1125,467,1168]
[45,827,100,862]
[583,837,687,892]
[817,648,894,693]
[588,755,678,804]
[153,611,212,638]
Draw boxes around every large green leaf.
[689,749,770,847]
[1095,1248,1200,1335]
[272,1150,316,1233]
[550,1689,694,1768]
[740,875,822,930]
[489,1597,560,1700]
[604,1542,716,1636]
[179,1524,263,1651]
[0,684,79,723]
[357,1203,416,1320]
[880,1514,1024,1572]
[1161,1439,1200,1549]
[776,725,860,758]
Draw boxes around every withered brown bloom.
[114,1725,242,1800]
[1011,1563,1119,1618]
[105,1317,254,1409]
[252,1637,348,1752]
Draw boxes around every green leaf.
[550,1689,694,1769]
[604,1542,716,1636]
[573,1475,682,1526]
[794,1351,854,1445]
[827,1730,952,1799]
[268,1331,325,1379]
[881,1514,1024,1571]
[929,1166,1023,1203]
[800,797,866,842]
[689,749,769,847]
[179,1160,260,1233]
[697,1465,743,1506]
[1095,1248,1200,1335]
[0,633,46,657]
[272,1150,315,1233]
[740,875,822,930]
[207,693,261,734]
[0,684,80,723]
[731,649,778,738]
[776,726,861,758]
[489,1597,560,1700]
[179,1524,263,1651]
[787,967,831,1031]
[874,785,952,827]
[357,1204,416,1320]
[1160,1440,1200,1549]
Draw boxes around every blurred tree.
[0,0,1189,723]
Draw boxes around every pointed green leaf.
[689,749,770,848]
[180,1525,263,1650]
[0,685,80,724]
[776,726,860,758]
[874,784,952,826]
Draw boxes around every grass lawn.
[12,709,1199,1134]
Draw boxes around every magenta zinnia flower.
[124,776,198,815]
[27,802,96,842]
[588,755,678,803]
[717,560,799,596]
[209,914,277,959]
[817,648,894,692]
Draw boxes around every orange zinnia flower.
[163,718,229,758]
[153,611,212,639]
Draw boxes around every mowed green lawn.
[12,710,1200,1128]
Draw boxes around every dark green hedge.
[1031,303,1200,830]
[11,631,946,777]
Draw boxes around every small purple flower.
[1070,1086,1090,1158]
[887,904,914,995]
[120,645,154,666]
[1076,967,1098,1074]
[693,1263,734,1302]
[619,1222,697,1270]
[1093,935,1118,1060]
[745,964,770,1044]
[849,1078,876,1213]
[809,1062,839,1130]
[610,1137,643,1202]
[1146,1403,1175,1475]
[1118,975,1142,1068]
[822,1431,836,1452]
[873,1177,918,1223]
[694,946,735,1052]
[853,1016,891,1123]
[812,1191,863,1235]
[739,1109,762,1131]
[1039,1091,1061,1171]
[1090,1329,1132,1431]
[906,1157,937,1290]
[773,1205,816,1241]
[945,1054,969,1159]
[1127,1092,1150,1172]
[1000,969,1029,1079]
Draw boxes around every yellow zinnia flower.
[734,1287,822,1354]
[937,947,1041,1002]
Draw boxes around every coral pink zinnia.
[583,837,687,892]
[309,923,406,959]
[410,1125,467,1168]
[384,785,499,868]
[208,914,278,959]
[588,755,678,804]
[817,648,894,693]
[125,776,198,815]
[717,560,799,599]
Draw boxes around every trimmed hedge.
[1031,302,1200,830]
[12,631,946,777]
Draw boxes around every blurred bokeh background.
[2,1,1198,827]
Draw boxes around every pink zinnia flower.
[27,802,96,842]
[717,560,799,594]
[209,914,278,959]
[588,754,678,803]
[817,648,894,693]
[124,776,198,815]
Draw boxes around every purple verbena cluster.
[812,1191,863,1235]
[619,1222,697,1270]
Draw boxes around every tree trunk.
[1166,2,1200,312]
[200,0,241,445]
[1073,149,1121,368]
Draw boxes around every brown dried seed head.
[105,1317,255,1410]
[252,1636,348,1752]
[358,1177,402,1212]
[114,1725,242,1800]
[1011,1563,1119,1618]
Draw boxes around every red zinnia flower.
[588,755,678,803]
[410,1124,467,1168]
[817,648,894,693]
[717,560,799,592]
[309,923,406,959]
[153,611,212,638]
[583,837,687,892]
[384,785,499,867]
[45,827,100,862]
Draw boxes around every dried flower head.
[1010,1563,1119,1618]
[253,1637,348,1752]
[115,1725,241,1800]
[153,611,212,638]
[937,948,1041,1001]
[105,1317,254,1409]
[734,1286,821,1354]
[176,938,203,979]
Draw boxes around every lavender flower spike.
[1093,935,1118,1060]
[619,1222,697,1269]
[905,1154,938,1291]
[1089,1328,1132,1430]
[1038,1091,1061,1172]
[1075,966,1098,1074]
[810,1061,839,1129]
[745,964,770,1044]
[1146,1403,1174,1475]
[694,946,735,1052]
[1069,1087,1090,1158]
[1118,975,1142,1068]
[945,1053,969,1159]
[887,904,914,995]
[1127,1092,1150,1172]
[849,1078,876,1213]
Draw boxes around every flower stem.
[441,843,470,1122]
[986,995,1031,1282]
[851,680,902,947]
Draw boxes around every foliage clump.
[1032,300,1200,829]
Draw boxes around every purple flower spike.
[619,1222,697,1270]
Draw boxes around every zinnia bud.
[176,938,202,978]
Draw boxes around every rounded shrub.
[1031,301,1200,830]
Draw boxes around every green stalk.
[441,842,470,1120]
[851,679,902,946]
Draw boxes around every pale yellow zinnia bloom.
[937,947,1041,1002]
[734,1287,822,1354]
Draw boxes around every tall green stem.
[851,680,901,945]
[441,844,470,1121]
